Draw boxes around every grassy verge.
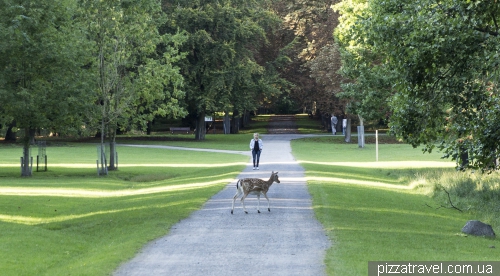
[428,171,500,228]
[291,136,500,275]
[0,145,247,275]
[6,115,498,275]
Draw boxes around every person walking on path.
[114,133,330,276]
[250,133,263,170]
[330,114,338,135]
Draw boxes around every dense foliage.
[274,0,344,115]
[335,0,500,171]
[78,0,187,168]
[4,0,499,172]
[0,0,92,175]
[162,0,284,139]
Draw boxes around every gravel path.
[114,129,330,275]
[267,115,300,134]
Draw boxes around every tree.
[333,0,394,128]
[0,0,93,176]
[270,0,343,116]
[79,0,187,171]
[305,43,345,115]
[355,0,500,171]
[162,0,283,139]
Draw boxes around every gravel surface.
[114,132,330,276]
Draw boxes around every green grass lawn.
[114,133,255,151]
[1,115,499,275]
[0,144,247,276]
[291,136,500,275]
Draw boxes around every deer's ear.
[275,171,278,174]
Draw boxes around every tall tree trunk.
[231,109,240,134]
[357,115,365,148]
[21,128,32,177]
[99,115,107,175]
[223,111,230,134]
[108,126,117,170]
[146,120,152,135]
[98,33,108,176]
[195,111,206,140]
[29,128,36,145]
[344,118,352,143]
[459,147,469,169]
[358,115,364,126]
[241,110,250,128]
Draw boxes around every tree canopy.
[335,0,500,171]
[0,0,92,175]
[4,0,500,173]
[332,0,394,125]
[162,0,284,139]
[79,0,187,169]
[273,0,343,115]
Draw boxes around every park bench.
[170,127,190,134]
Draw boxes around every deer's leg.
[241,193,249,214]
[231,189,242,214]
[257,194,261,213]
[264,193,271,212]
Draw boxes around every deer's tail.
[236,179,241,189]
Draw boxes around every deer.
[231,171,280,214]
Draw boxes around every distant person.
[250,133,263,170]
[342,118,347,135]
[330,114,338,135]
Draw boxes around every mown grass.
[113,133,254,151]
[291,136,500,275]
[0,145,247,276]
[2,115,499,275]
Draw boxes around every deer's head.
[272,171,280,183]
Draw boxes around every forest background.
[1,0,500,175]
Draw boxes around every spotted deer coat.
[231,171,280,214]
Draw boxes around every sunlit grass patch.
[0,184,223,275]
[307,170,500,276]
[0,142,247,275]
[292,137,500,275]
[292,136,451,163]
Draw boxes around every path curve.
[114,133,330,276]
